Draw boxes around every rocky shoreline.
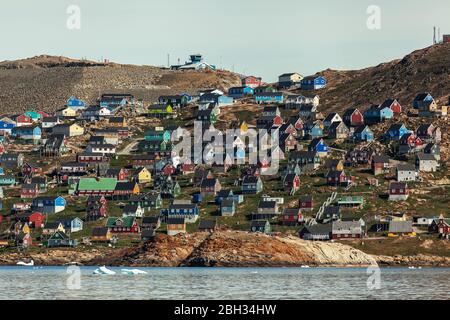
[0,231,448,268]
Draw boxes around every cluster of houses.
[0,67,449,250]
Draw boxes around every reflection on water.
[0,266,449,300]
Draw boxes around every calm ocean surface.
[0,266,448,300]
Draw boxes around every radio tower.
[433,26,436,45]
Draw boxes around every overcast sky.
[1,0,449,81]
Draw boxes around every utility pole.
[167,54,170,68]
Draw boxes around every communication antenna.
[433,26,436,45]
[438,28,441,43]
[167,54,170,67]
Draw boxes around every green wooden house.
[148,104,173,118]
[45,231,77,248]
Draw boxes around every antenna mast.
[433,26,436,45]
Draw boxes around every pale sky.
[1,0,449,81]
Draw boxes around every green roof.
[77,178,117,191]
[106,217,135,228]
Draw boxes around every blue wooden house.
[301,76,327,90]
[304,121,323,139]
[364,104,394,124]
[199,94,234,107]
[385,124,410,141]
[228,86,254,98]
[215,189,234,204]
[220,199,236,217]
[57,217,84,233]
[67,96,86,109]
[413,93,434,109]
[0,121,16,134]
[308,138,328,156]
[242,176,263,194]
[353,125,374,142]
[11,126,42,144]
[254,92,284,104]
[162,203,200,223]
[32,196,66,214]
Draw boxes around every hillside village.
[0,52,449,257]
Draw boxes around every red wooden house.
[86,196,108,221]
[435,215,450,236]
[288,116,304,131]
[106,168,128,181]
[241,76,263,88]
[326,170,355,186]
[16,212,44,228]
[131,155,155,168]
[380,98,402,113]
[299,195,314,211]
[22,163,43,176]
[343,108,364,127]
[282,208,304,226]
[28,212,44,228]
[15,115,32,127]
[180,163,196,175]
[20,183,40,199]
[163,164,176,176]
[400,133,423,149]
[77,153,108,163]
[283,173,300,192]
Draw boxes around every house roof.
[106,216,136,228]
[332,221,362,233]
[44,222,62,229]
[115,181,136,191]
[397,164,416,172]
[302,223,332,234]
[123,204,139,213]
[414,93,432,101]
[258,200,277,209]
[142,216,160,224]
[372,154,390,163]
[91,227,109,237]
[242,176,259,184]
[166,217,185,225]
[198,220,217,230]
[283,208,301,216]
[201,178,219,188]
[379,98,397,109]
[78,178,117,191]
[416,153,437,161]
[251,220,269,228]
[389,221,413,233]
[390,181,407,189]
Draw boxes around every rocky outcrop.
[0,231,378,267]
[374,254,450,267]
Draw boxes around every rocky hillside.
[0,231,377,267]
[297,43,450,113]
[0,55,241,114]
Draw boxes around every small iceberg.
[408,266,416,270]
[121,268,148,275]
[300,265,310,268]
[93,266,116,275]
[17,260,34,266]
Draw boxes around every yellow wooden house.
[136,167,152,184]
